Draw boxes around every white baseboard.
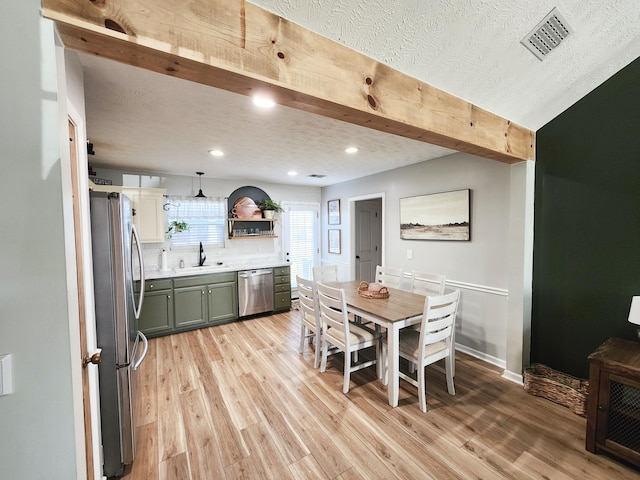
[455,343,523,385]
[455,343,506,369]
[501,369,524,385]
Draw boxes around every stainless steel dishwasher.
[238,269,274,317]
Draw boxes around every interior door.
[69,119,98,479]
[355,199,382,282]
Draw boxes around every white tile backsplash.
[140,237,283,273]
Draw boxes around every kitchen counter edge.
[143,262,290,280]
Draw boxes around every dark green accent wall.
[532,57,640,379]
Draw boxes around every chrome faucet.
[198,242,206,266]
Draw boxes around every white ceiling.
[80,0,640,187]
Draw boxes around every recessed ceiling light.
[208,149,224,157]
[288,171,298,176]
[252,95,276,108]
[345,147,358,154]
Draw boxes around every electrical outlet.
[406,249,412,259]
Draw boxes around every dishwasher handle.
[238,269,273,278]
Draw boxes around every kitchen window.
[166,196,226,247]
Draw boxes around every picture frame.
[328,199,341,225]
[400,189,470,241]
[328,229,341,254]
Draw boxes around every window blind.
[166,196,226,247]
[287,207,318,287]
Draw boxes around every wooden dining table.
[331,280,426,407]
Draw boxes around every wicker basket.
[523,363,589,417]
[357,281,390,299]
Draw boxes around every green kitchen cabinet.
[137,279,174,337]
[174,272,238,330]
[173,276,208,329]
[273,266,291,312]
[137,271,239,337]
[206,274,238,324]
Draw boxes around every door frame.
[348,192,385,280]
[281,201,321,293]
[65,102,103,479]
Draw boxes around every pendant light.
[195,171,206,198]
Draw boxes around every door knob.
[83,349,102,367]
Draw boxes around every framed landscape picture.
[400,189,470,241]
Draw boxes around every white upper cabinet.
[123,187,166,243]
[90,182,166,243]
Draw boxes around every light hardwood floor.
[122,310,640,479]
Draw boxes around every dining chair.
[410,271,446,296]
[374,265,404,289]
[383,289,460,412]
[316,281,383,394]
[408,271,455,375]
[296,275,322,368]
[313,265,339,283]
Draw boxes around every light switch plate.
[406,249,413,259]
[0,354,13,396]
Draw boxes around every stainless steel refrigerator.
[90,191,148,478]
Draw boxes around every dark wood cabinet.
[586,338,640,467]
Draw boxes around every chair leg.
[408,361,416,374]
[375,338,382,379]
[451,330,456,377]
[313,331,321,369]
[382,342,388,385]
[417,362,427,413]
[343,350,351,394]
[445,356,455,395]
[299,324,306,354]
[320,338,328,373]
[450,348,455,378]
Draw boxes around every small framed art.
[328,229,341,254]
[328,199,341,225]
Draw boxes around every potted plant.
[166,220,189,238]
[259,199,283,219]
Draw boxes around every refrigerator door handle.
[132,224,145,319]
[132,331,148,371]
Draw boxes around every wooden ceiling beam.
[42,0,534,163]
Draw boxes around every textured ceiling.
[81,54,455,187]
[80,0,640,187]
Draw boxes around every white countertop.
[144,262,289,280]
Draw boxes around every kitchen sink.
[173,264,234,275]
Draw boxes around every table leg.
[388,324,399,407]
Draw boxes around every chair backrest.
[411,270,446,296]
[375,265,404,289]
[313,265,339,283]
[296,275,319,327]
[316,281,349,340]
[418,289,460,361]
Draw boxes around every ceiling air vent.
[308,174,327,178]
[521,7,573,61]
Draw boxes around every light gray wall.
[0,4,78,479]
[321,153,518,368]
